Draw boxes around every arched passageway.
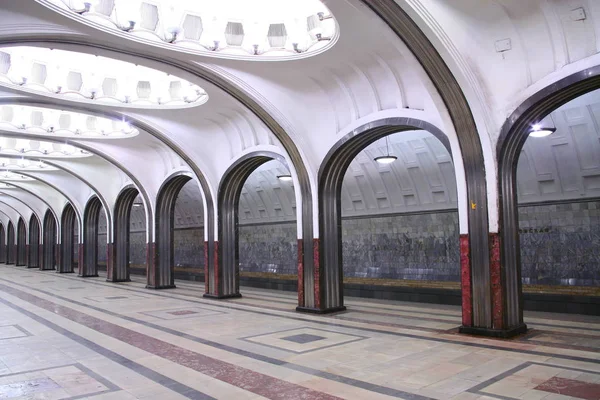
[237,160,298,291]
[167,182,203,285]
[339,131,460,311]
[6,221,15,265]
[211,153,293,299]
[41,211,56,270]
[80,197,104,277]
[110,187,142,282]
[28,215,40,268]
[317,119,454,313]
[150,175,193,289]
[498,67,600,329]
[16,218,26,266]
[59,204,77,273]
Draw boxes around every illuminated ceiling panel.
[0,137,91,159]
[0,105,138,139]
[0,158,58,171]
[0,171,35,181]
[0,46,208,108]
[42,0,337,60]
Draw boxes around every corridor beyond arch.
[210,153,295,300]
[316,118,453,313]
[497,66,600,334]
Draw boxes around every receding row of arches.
[2,68,599,338]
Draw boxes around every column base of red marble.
[145,284,176,290]
[203,293,241,300]
[459,323,527,338]
[296,305,347,314]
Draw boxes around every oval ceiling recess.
[0,46,208,109]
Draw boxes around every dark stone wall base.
[128,267,600,316]
[27,265,38,269]
[296,306,347,314]
[344,283,461,305]
[39,268,56,271]
[108,278,131,283]
[203,293,242,300]
[459,323,528,338]
[524,293,600,315]
[79,274,99,278]
[57,271,75,274]
[146,285,176,290]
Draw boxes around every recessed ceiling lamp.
[374,136,397,164]
[529,124,556,138]
[277,174,293,182]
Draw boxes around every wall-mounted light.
[277,174,293,182]
[133,201,143,207]
[374,136,397,164]
[529,124,556,138]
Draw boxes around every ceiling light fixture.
[51,0,336,59]
[529,124,556,138]
[277,174,293,182]
[374,136,397,164]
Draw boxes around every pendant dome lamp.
[374,135,397,164]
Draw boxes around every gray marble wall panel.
[173,229,204,268]
[95,200,598,286]
[519,200,600,286]
[238,223,297,275]
[130,231,147,265]
[100,230,205,269]
[342,212,460,281]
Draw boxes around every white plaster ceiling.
[517,89,600,203]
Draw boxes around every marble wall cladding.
[129,231,147,265]
[173,229,205,268]
[342,212,461,281]
[98,239,107,265]
[519,200,600,286]
[90,200,598,286]
[113,230,205,268]
[238,223,298,275]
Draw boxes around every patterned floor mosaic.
[0,264,599,399]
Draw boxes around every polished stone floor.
[0,265,599,399]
